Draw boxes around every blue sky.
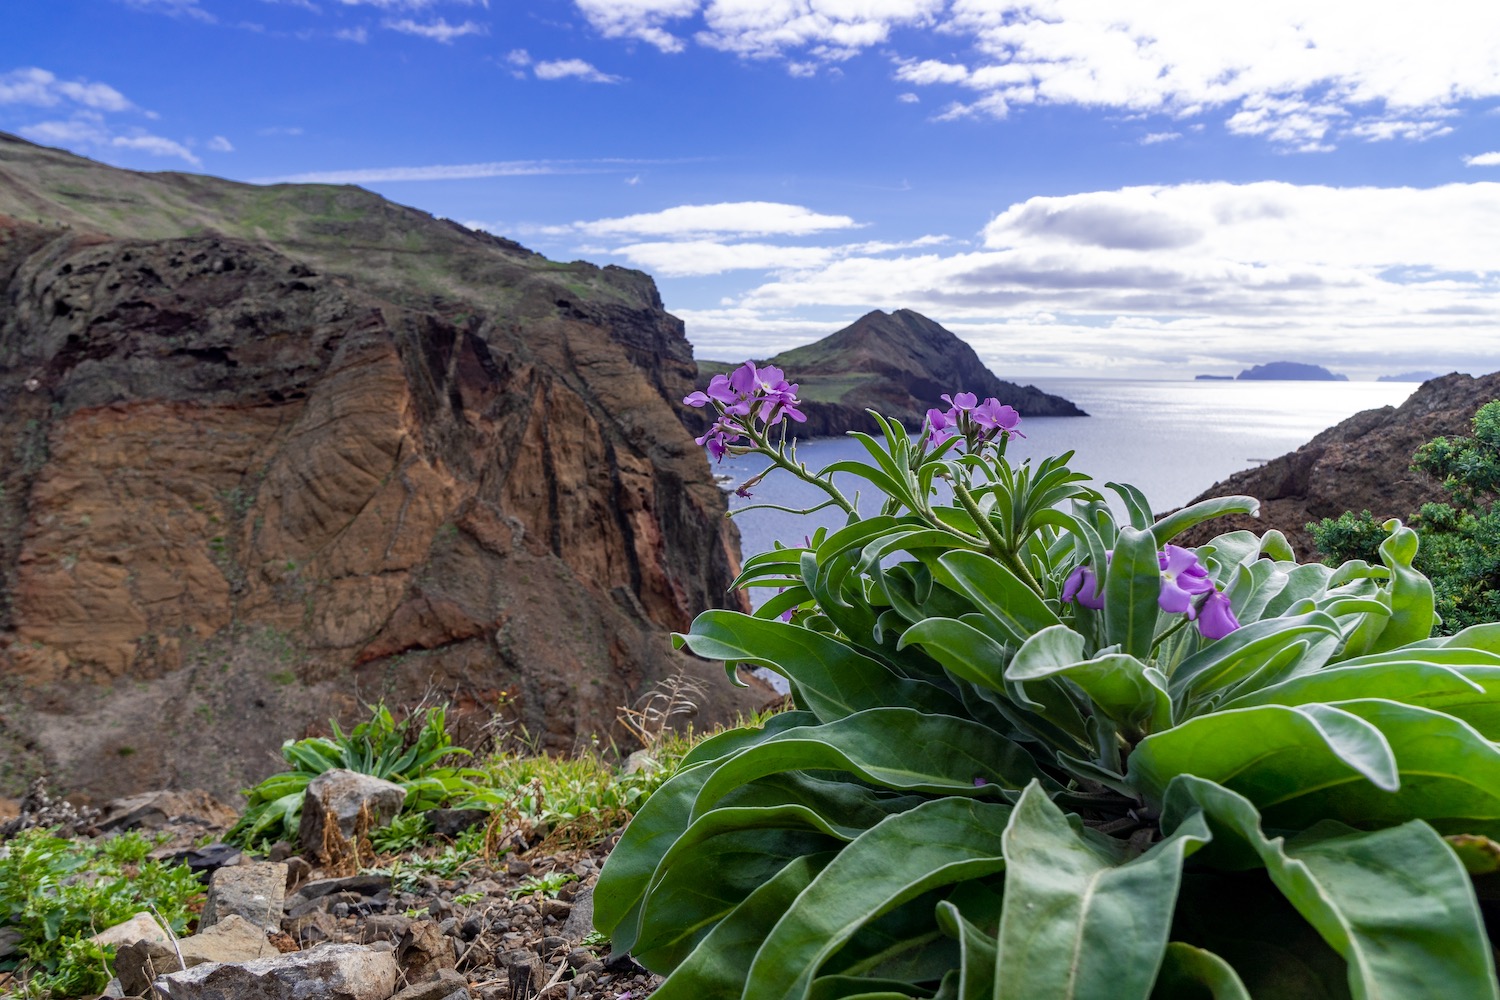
[4,1,1500,379]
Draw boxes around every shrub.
[596,366,1500,999]
[226,702,485,847]
[1312,399,1500,634]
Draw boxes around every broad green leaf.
[1129,703,1401,812]
[1150,496,1260,546]
[931,549,1061,647]
[742,797,1015,1000]
[681,710,820,767]
[1105,525,1163,660]
[935,900,998,1000]
[1198,531,1263,573]
[675,611,965,722]
[1167,611,1342,708]
[1150,942,1251,999]
[1007,625,1172,734]
[822,889,958,985]
[1163,776,1499,1000]
[1260,564,1337,619]
[807,976,930,1000]
[691,708,1043,817]
[897,616,1011,692]
[634,828,838,969]
[1340,522,1436,660]
[1106,481,1155,531]
[650,853,834,1000]
[995,783,1211,1000]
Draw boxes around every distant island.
[1194,374,1235,381]
[1378,371,1441,383]
[695,309,1084,437]
[1237,361,1348,381]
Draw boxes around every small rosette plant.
[597,370,1500,1000]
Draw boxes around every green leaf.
[1163,776,1499,1000]
[1150,496,1260,547]
[674,611,965,723]
[994,783,1211,1000]
[650,853,835,1000]
[741,797,1015,1000]
[897,616,1011,692]
[1129,703,1401,810]
[934,900,998,1000]
[1105,526,1165,660]
[1150,942,1252,999]
[691,708,1044,817]
[1167,611,1342,710]
[1106,481,1155,531]
[1007,625,1171,734]
[931,549,1061,647]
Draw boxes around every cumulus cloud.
[604,234,950,276]
[534,59,622,83]
[0,68,133,112]
[567,201,861,239]
[382,17,485,42]
[206,135,234,152]
[20,116,201,164]
[574,0,699,53]
[1466,151,1500,167]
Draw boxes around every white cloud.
[693,0,945,61]
[257,125,304,136]
[534,59,623,83]
[574,0,700,53]
[20,117,201,164]
[0,68,133,112]
[897,91,919,103]
[1140,131,1179,145]
[258,160,564,183]
[122,0,215,22]
[612,240,839,275]
[206,135,234,152]
[1465,151,1500,167]
[383,17,486,42]
[334,26,369,42]
[569,201,861,238]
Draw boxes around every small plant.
[511,871,577,898]
[370,811,433,855]
[596,367,1500,999]
[451,890,485,906]
[0,829,203,997]
[227,702,486,848]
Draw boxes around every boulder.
[115,914,272,996]
[395,920,456,983]
[391,969,469,1000]
[152,943,397,1000]
[299,770,406,861]
[89,911,170,949]
[201,862,288,933]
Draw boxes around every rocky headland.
[1236,361,1347,381]
[1174,370,1500,555]
[0,133,772,804]
[695,308,1084,438]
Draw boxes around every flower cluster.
[1062,543,1241,639]
[684,362,806,461]
[925,392,1024,449]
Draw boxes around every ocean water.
[713,378,1420,570]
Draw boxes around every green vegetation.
[1312,399,1500,633]
[597,385,1500,998]
[0,830,203,998]
[226,703,485,848]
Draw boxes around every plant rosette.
[595,364,1500,1000]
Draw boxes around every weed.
[510,871,577,899]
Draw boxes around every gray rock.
[115,914,272,996]
[202,861,287,933]
[0,926,21,960]
[499,948,544,1000]
[89,911,170,949]
[98,789,237,832]
[396,920,456,983]
[425,808,487,839]
[390,968,468,1000]
[559,886,594,944]
[298,770,405,861]
[153,944,397,1000]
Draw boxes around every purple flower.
[696,424,741,462]
[1061,564,1105,610]
[972,398,1025,439]
[1157,544,1214,615]
[1196,589,1241,640]
[942,391,979,411]
[925,406,959,447]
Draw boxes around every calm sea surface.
[714,379,1419,574]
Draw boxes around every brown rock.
[1175,371,1500,555]
[115,913,273,996]
[396,920,457,983]
[0,136,773,804]
[97,789,238,832]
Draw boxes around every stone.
[115,914,273,996]
[298,770,405,861]
[390,968,469,1000]
[426,808,488,839]
[97,790,238,832]
[201,862,287,933]
[89,912,170,949]
[396,920,456,983]
[558,886,594,945]
[499,948,544,1000]
[0,926,21,960]
[152,943,398,1000]
[281,909,339,946]
[360,914,412,945]
[158,843,244,883]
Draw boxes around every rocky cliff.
[0,134,767,802]
[696,309,1084,438]
[1175,371,1500,555]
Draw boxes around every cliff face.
[1175,371,1500,555]
[0,136,764,802]
[697,309,1084,439]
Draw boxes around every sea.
[712,378,1421,575]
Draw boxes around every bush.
[1312,399,1500,634]
[596,367,1500,999]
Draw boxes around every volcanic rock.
[0,132,771,803]
[1175,370,1500,555]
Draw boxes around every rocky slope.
[0,134,769,803]
[696,309,1084,438]
[1175,370,1500,555]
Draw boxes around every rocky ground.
[0,782,663,1000]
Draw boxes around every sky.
[3,1,1500,380]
